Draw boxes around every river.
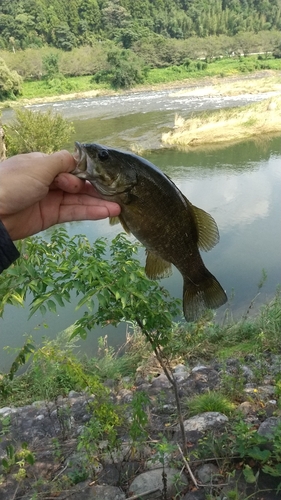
[1,87,281,371]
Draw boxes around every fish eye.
[98,149,109,161]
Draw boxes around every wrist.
[0,220,20,273]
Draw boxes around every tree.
[53,23,76,51]
[273,42,281,58]
[0,230,187,453]
[93,48,146,89]
[42,52,60,79]
[0,58,22,100]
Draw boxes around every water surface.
[0,90,280,371]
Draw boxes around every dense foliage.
[4,108,74,155]
[0,57,22,99]
[0,0,281,51]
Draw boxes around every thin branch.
[177,443,198,488]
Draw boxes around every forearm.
[0,220,20,273]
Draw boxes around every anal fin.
[145,251,172,279]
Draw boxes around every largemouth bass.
[72,142,227,321]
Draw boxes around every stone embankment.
[1,355,281,499]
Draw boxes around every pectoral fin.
[145,251,172,279]
[109,215,131,234]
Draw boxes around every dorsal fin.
[191,205,219,251]
[183,195,219,251]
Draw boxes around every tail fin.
[183,272,227,322]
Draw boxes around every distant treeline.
[1,31,281,81]
[0,0,281,51]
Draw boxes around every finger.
[58,203,121,223]
[52,173,102,197]
[40,150,76,179]
[61,192,121,211]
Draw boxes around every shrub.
[92,48,146,89]
[0,58,22,100]
[4,108,74,156]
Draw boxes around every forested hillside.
[0,0,281,51]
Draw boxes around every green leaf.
[6,444,15,460]
[25,452,35,465]
[97,293,108,309]
[243,464,259,484]
[10,292,24,306]
[248,446,271,462]
[47,299,57,313]
[2,458,9,469]
[53,294,65,307]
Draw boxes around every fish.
[72,142,227,321]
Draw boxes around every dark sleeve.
[0,220,20,274]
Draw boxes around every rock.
[72,483,126,500]
[129,467,188,499]
[68,390,82,398]
[258,416,281,439]
[179,368,220,397]
[238,401,254,416]
[174,363,188,373]
[179,412,228,433]
[98,464,120,486]
[241,365,254,381]
[196,463,219,484]
[118,388,134,403]
[192,365,208,372]
[174,370,189,382]
[182,490,207,500]
[150,373,172,389]
[0,407,17,417]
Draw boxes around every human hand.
[0,150,121,240]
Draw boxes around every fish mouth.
[71,141,128,196]
[71,141,94,180]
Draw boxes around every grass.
[162,96,281,150]
[144,56,281,85]
[0,55,280,108]
[21,75,112,101]
[1,288,280,408]
[186,391,236,416]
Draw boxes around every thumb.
[46,150,77,178]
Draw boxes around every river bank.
[1,70,280,109]
[1,290,281,499]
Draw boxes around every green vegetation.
[0,1,280,97]
[4,108,74,155]
[0,52,278,104]
[92,47,147,89]
[186,391,236,417]
[0,229,281,496]
[0,0,281,51]
[0,57,22,100]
